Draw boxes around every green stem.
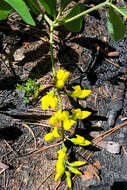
[54,0,110,27]
[57,88,65,140]
[44,14,53,25]
[50,26,56,78]
[49,21,64,141]
[57,88,62,110]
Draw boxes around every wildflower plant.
[41,68,92,187]
[2,0,127,188]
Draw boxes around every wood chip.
[81,161,100,182]
[0,162,9,170]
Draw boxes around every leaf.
[69,161,86,167]
[111,5,127,18]
[117,7,127,17]
[0,0,12,20]
[16,84,23,90]
[60,0,72,12]
[107,7,126,41]
[69,167,82,175]
[3,0,36,26]
[39,0,56,17]
[24,0,42,15]
[65,171,72,187]
[63,3,85,32]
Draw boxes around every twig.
[4,140,17,156]
[20,123,37,150]
[27,141,62,155]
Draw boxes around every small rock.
[13,48,25,61]
[105,141,121,154]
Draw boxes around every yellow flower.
[50,96,57,108]
[63,119,76,130]
[44,127,61,142]
[57,146,67,160]
[57,69,70,81]
[49,110,62,126]
[69,85,91,99]
[44,132,54,142]
[70,134,91,146]
[52,126,61,138]
[72,108,91,120]
[56,69,70,89]
[41,95,49,110]
[49,110,75,130]
[49,115,58,126]
[58,110,69,121]
[56,80,64,89]
[41,94,57,110]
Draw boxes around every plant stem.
[54,0,110,27]
[57,88,65,140]
[49,22,64,141]
[49,26,56,78]
[57,88,62,110]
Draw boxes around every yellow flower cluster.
[70,134,91,146]
[56,69,70,89]
[49,110,76,130]
[44,126,61,142]
[40,67,93,187]
[69,85,91,98]
[41,92,57,110]
[55,146,67,181]
[72,108,91,120]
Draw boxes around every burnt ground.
[0,1,127,190]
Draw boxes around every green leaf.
[107,7,126,41]
[69,161,86,167]
[39,0,56,17]
[3,0,36,26]
[24,0,42,15]
[0,0,12,20]
[116,7,127,17]
[40,84,43,89]
[63,3,85,32]
[110,4,127,18]
[24,97,29,103]
[60,0,72,12]
[65,171,72,187]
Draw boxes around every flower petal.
[63,119,76,130]
[41,96,49,110]
[44,132,54,142]
[78,89,91,98]
[70,135,91,146]
[52,127,61,138]
[56,80,64,89]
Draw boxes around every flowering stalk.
[41,9,92,188]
